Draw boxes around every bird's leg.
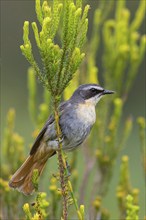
[57,135,64,145]
[48,136,64,150]
[54,135,71,177]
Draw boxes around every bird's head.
[71,84,115,106]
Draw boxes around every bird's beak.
[102,89,115,95]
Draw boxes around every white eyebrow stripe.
[82,85,103,91]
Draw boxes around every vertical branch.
[53,98,83,220]
[53,98,68,220]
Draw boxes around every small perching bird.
[9,84,114,195]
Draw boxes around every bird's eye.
[90,88,97,93]
[90,88,103,95]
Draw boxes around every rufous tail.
[9,150,55,195]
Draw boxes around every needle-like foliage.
[20,0,89,219]
[20,0,89,100]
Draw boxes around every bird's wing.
[29,101,71,155]
[29,116,54,155]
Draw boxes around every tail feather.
[9,150,55,195]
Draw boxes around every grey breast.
[60,105,94,151]
[44,102,95,152]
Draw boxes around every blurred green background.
[1,0,145,219]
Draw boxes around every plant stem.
[54,99,68,220]
[53,98,83,220]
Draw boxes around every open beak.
[102,89,115,95]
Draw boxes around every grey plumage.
[9,84,114,195]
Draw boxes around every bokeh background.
[1,0,145,219]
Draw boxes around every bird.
[9,84,114,195]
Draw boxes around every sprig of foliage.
[117,156,139,219]
[23,170,49,220]
[1,110,26,219]
[92,196,110,220]
[102,0,146,97]
[20,0,89,98]
[3,109,25,177]
[27,67,50,127]
[23,193,49,220]
[137,117,146,175]
[126,195,139,220]
[20,0,89,219]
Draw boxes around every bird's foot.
[57,135,64,144]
